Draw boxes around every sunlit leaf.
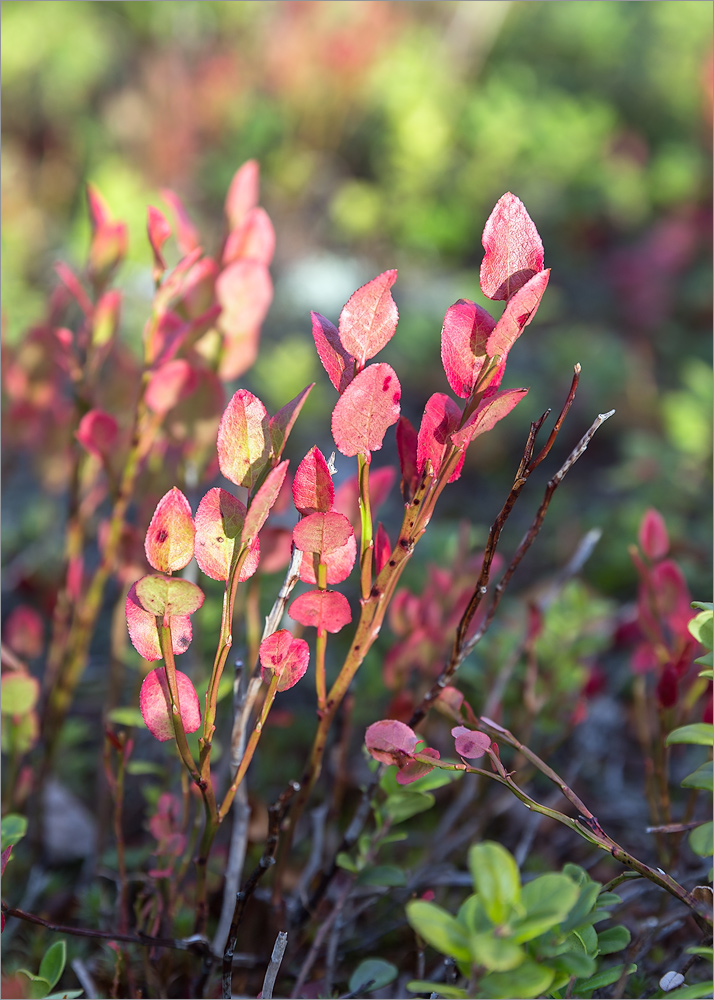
[259,630,310,691]
[451,387,529,451]
[299,532,357,586]
[311,311,355,394]
[441,299,498,399]
[216,259,273,340]
[289,589,352,636]
[480,192,544,302]
[293,446,335,515]
[134,575,204,618]
[269,383,314,460]
[144,488,195,573]
[417,393,463,482]
[293,511,353,559]
[332,363,401,457]
[485,269,550,360]
[126,585,192,661]
[140,667,201,742]
[242,461,289,542]
[225,159,260,230]
[195,488,259,582]
[217,388,271,488]
[145,359,198,415]
[338,270,399,367]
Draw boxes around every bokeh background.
[2,0,712,603]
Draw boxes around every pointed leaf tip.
[440,299,498,399]
[338,270,398,366]
[311,311,355,394]
[293,446,335,515]
[217,389,271,488]
[480,193,544,302]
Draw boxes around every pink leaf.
[293,511,354,559]
[289,589,352,635]
[451,725,491,759]
[218,326,261,381]
[242,461,290,542]
[223,207,275,267]
[639,508,669,561]
[480,193,544,302]
[76,409,119,459]
[258,526,293,575]
[147,205,171,275]
[485,269,550,361]
[331,363,401,457]
[92,290,122,347]
[140,667,201,742]
[299,532,357,586]
[3,605,44,658]
[225,159,260,230]
[440,299,498,399]
[417,393,464,482]
[374,522,392,574]
[160,188,201,254]
[259,629,310,691]
[311,311,355,394]
[365,719,418,765]
[145,359,199,415]
[1,846,12,877]
[217,389,271,489]
[126,584,192,661]
[269,383,314,461]
[451,387,529,452]
[293,446,335,515]
[145,488,195,573]
[397,747,441,785]
[338,270,399,367]
[195,488,259,582]
[396,416,419,500]
[434,686,465,722]
[216,259,273,338]
[87,184,112,232]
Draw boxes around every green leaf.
[560,880,602,932]
[688,609,713,649]
[596,924,631,955]
[469,931,524,971]
[357,865,406,887]
[406,767,463,792]
[682,761,713,792]
[573,962,637,993]
[406,900,472,962]
[695,654,713,669]
[16,971,53,1000]
[664,984,714,999]
[349,958,397,994]
[479,958,555,999]
[107,707,144,728]
[574,923,598,954]
[383,791,435,824]
[689,821,713,857]
[595,891,623,908]
[457,893,492,935]
[468,841,521,924]
[692,602,714,612]
[39,941,66,991]
[336,852,358,873]
[1,813,28,850]
[666,724,713,747]
[1,672,40,715]
[135,574,204,617]
[45,992,83,999]
[126,760,165,776]
[511,874,580,942]
[406,981,467,999]
[685,946,713,959]
[550,949,596,979]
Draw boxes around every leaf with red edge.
[451,387,529,451]
[293,446,335,515]
[451,725,491,759]
[332,363,401,457]
[161,188,201,254]
[639,508,669,561]
[92,290,122,347]
[289,590,352,636]
[259,630,310,691]
[76,409,119,459]
[87,184,112,232]
[146,359,199,415]
[223,207,275,267]
[396,416,419,500]
[299,533,357,586]
[651,559,694,635]
[225,159,260,230]
[135,575,204,618]
[440,299,499,399]
[270,383,314,461]
[417,394,464,483]
[126,584,192,661]
[374,522,392,575]
[195,488,256,582]
[338,270,398,367]
[217,259,273,338]
[485,270,550,361]
[147,206,171,276]
[217,389,271,488]
[480,193,544,302]
[140,668,201,742]
[397,747,441,785]
[293,511,353,558]
[145,488,195,573]
[365,719,418,765]
[242,461,289,543]
[311,312,355,394]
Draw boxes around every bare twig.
[261,931,288,1000]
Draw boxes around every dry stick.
[262,931,289,1000]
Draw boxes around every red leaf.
[217,389,271,488]
[299,532,357,586]
[396,416,419,500]
[451,387,529,452]
[219,326,261,381]
[639,508,669,561]
[146,359,199,415]
[396,747,440,785]
[242,461,290,542]
[417,393,464,482]
[293,511,354,559]
[365,719,418,764]
[331,363,401,457]
[145,488,195,573]
[2,605,44,658]
[293,447,335,515]
[258,526,293,575]
[434,686,465,721]
[338,270,399,367]
[485,269,550,361]
[289,589,352,635]
[216,259,273,338]
[76,409,119,459]
[440,299,499,399]
[451,725,490,759]
[140,667,201,742]
[147,205,171,275]
[87,184,112,232]
[269,383,315,461]
[480,192,544,302]
[311,311,355,394]
[223,207,275,267]
[259,629,310,691]
[195,488,260,582]
[160,188,201,254]
[225,159,260,230]
[374,522,392,574]
[126,584,192,661]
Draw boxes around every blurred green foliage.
[2,0,711,600]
